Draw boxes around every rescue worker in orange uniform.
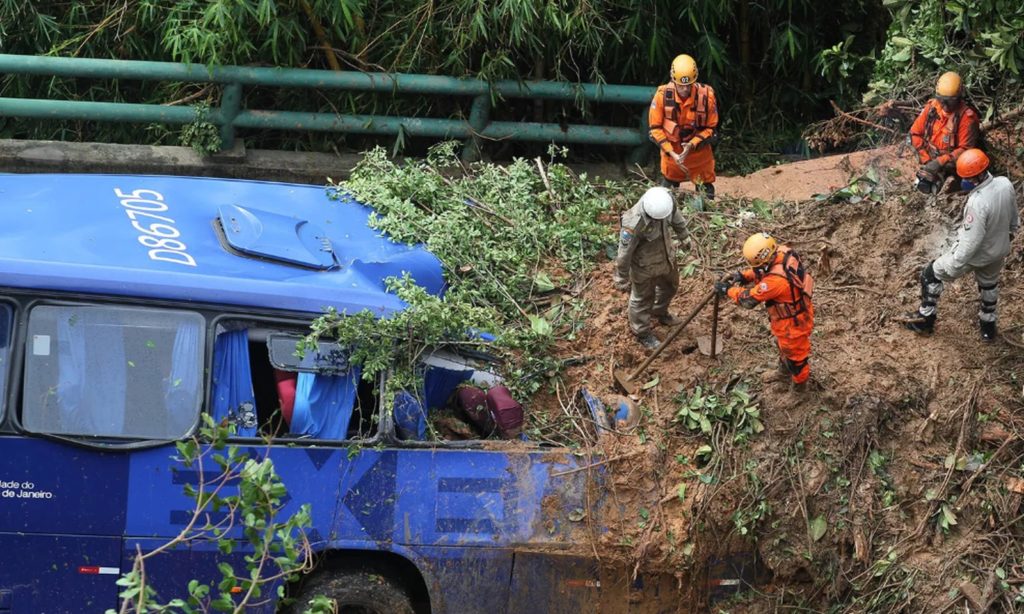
[649,54,720,199]
[910,71,981,194]
[716,233,815,386]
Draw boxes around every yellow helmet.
[670,54,698,86]
[935,71,962,98]
[742,233,778,267]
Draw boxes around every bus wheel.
[295,569,416,614]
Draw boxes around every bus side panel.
[0,533,121,613]
[388,450,588,547]
[0,438,128,612]
[124,445,346,541]
[410,546,512,614]
[123,538,194,608]
[507,552,600,613]
[0,437,128,535]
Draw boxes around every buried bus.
[0,173,588,613]
[0,174,747,613]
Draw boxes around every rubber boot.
[637,332,660,350]
[657,313,683,326]
[980,320,996,342]
[904,312,935,335]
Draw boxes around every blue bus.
[0,174,702,613]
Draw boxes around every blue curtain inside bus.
[290,368,361,439]
[165,319,202,420]
[394,365,474,441]
[211,329,258,438]
[424,366,473,410]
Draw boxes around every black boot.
[980,320,996,342]
[657,313,683,326]
[702,183,715,201]
[637,332,660,350]
[904,312,935,335]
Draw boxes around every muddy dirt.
[541,145,1024,612]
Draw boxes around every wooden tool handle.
[628,289,716,380]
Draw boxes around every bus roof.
[0,174,444,315]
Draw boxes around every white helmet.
[640,187,674,220]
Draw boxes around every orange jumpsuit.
[648,83,719,186]
[909,99,980,170]
[727,247,814,384]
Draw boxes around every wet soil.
[540,145,1024,612]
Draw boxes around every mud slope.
[552,147,1024,612]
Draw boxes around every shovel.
[614,289,716,395]
[696,292,723,357]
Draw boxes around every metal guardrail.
[0,54,655,160]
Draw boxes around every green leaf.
[533,272,555,292]
[941,504,958,527]
[809,515,827,542]
[528,315,553,336]
[676,483,687,502]
[641,376,660,390]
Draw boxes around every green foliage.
[866,0,1024,104]
[108,415,323,613]
[302,143,625,435]
[674,382,764,444]
[0,0,890,162]
[812,169,883,204]
[179,102,222,155]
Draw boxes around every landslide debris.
[551,146,1024,612]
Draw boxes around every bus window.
[211,323,375,441]
[22,305,205,439]
[0,303,11,421]
[394,348,509,442]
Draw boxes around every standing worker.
[716,233,815,388]
[648,54,720,199]
[910,71,981,194]
[904,149,1018,340]
[614,187,688,350]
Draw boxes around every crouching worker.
[905,149,1018,341]
[910,71,981,194]
[716,233,815,387]
[614,187,689,350]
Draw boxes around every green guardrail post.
[629,110,652,167]
[462,93,491,162]
[218,82,243,151]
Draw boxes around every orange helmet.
[670,54,698,86]
[935,71,962,98]
[956,148,989,179]
[742,233,778,267]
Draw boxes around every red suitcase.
[486,385,523,439]
[457,385,494,436]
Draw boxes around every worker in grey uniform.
[613,187,688,349]
[905,148,1019,341]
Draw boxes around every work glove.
[673,143,693,169]
[915,164,940,195]
[729,270,745,284]
[714,280,731,297]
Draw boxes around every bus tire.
[295,568,415,614]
